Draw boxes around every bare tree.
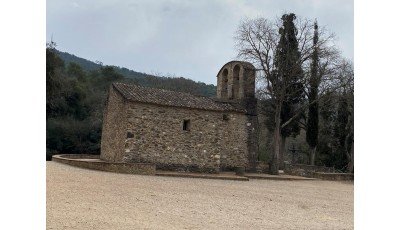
[235,15,347,174]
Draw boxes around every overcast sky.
[47,0,353,85]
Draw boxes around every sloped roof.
[112,82,245,113]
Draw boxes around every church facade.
[100,61,259,172]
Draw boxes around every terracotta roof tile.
[112,82,245,113]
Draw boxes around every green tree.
[46,41,65,118]
[46,44,102,159]
[306,21,320,165]
[266,13,305,174]
[315,60,354,171]
[67,62,86,81]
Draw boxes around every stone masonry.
[122,102,248,172]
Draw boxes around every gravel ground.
[47,162,353,230]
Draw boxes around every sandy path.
[47,162,353,230]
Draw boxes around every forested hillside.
[47,45,216,160]
[56,50,216,97]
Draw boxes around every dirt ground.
[46,162,353,230]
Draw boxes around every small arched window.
[221,69,228,98]
[232,65,240,99]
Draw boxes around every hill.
[56,50,216,97]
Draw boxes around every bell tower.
[216,61,256,100]
[216,61,258,172]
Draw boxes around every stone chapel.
[100,61,259,172]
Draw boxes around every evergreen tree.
[333,96,350,170]
[271,13,305,172]
[306,21,320,165]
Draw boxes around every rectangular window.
[183,119,191,131]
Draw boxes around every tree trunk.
[310,146,316,165]
[279,136,286,170]
[269,109,281,175]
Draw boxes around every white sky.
[47,0,353,85]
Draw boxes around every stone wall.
[284,163,347,179]
[100,86,127,162]
[245,114,259,171]
[311,172,354,181]
[121,101,249,172]
[52,154,156,175]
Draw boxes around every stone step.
[155,171,249,181]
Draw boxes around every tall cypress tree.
[306,21,320,165]
[269,13,304,174]
[274,13,305,168]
